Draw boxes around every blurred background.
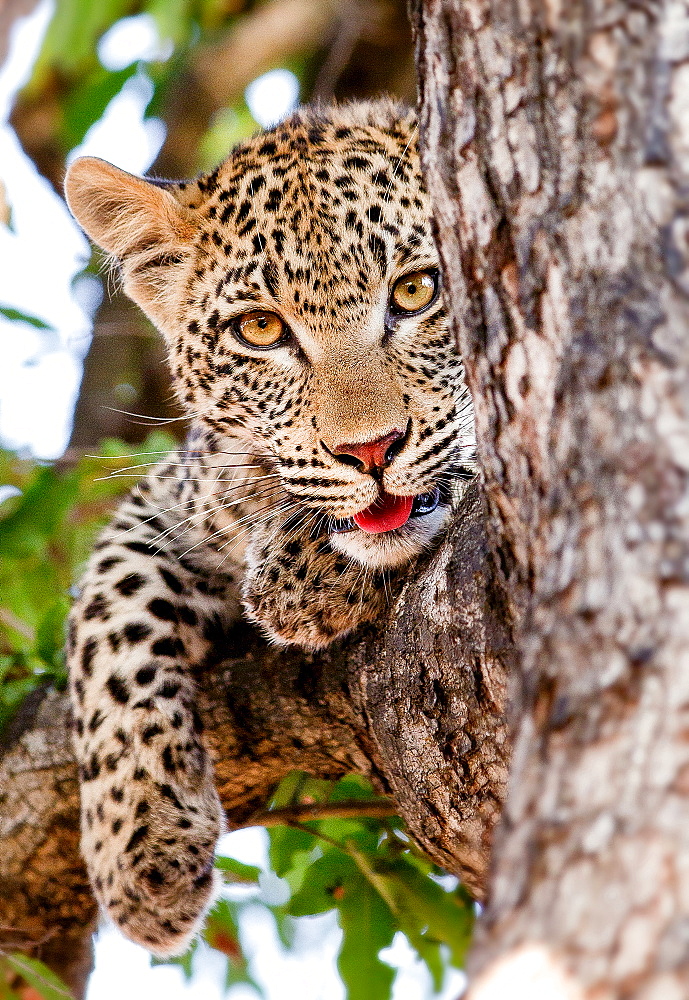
[0,0,415,458]
[0,4,470,999]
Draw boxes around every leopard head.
[65,100,474,570]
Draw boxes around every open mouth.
[331,485,443,535]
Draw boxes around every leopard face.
[66,100,474,571]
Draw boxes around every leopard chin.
[329,503,451,569]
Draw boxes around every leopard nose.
[331,429,406,473]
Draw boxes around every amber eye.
[235,310,286,348]
[390,270,437,313]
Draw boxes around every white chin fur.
[329,506,449,569]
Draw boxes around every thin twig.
[0,607,35,642]
[244,797,398,828]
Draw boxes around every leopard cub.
[65,99,475,955]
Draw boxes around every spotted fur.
[65,99,475,955]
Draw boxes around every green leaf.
[376,859,474,970]
[267,822,316,880]
[337,870,396,1000]
[0,957,22,1000]
[34,598,70,668]
[30,0,139,80]
[215,855,261,884]
[203,899,263,995]
[196,103,258,173]
[286,848,355,917]
[61,64,139,149]
[405,933,446,993]
[146,0,196,47]
[5,954,74,1000]
[0,465,80,559]
[269,769,308,809]
[0,307,54,330]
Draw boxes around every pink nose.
[332,429,405,473]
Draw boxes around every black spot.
[193,871,213,891]
[159,783,183,808]
[142,723,164,744]
[83,593,110,621]
[115,573,146,597]
[112,818,123,835]
[159,567,184,594]
[125,824,149,852]
[124,621,153,643]
[106,674,130,704]
[81,637,98,677]
[124,540,159,557]
[88,709,105,733]
[248,174,266,194]
[344,155,369,171]
[97,556,122,573]
[135,665,157,686]
[148,598,178,622]
[144,867,165,888]
[108,631,122,652]
[236,200,251,224]
[157,680,181,699]
[162,746,176,773]
[368,233,387,274]
[151,637,179,658]
[178,605,197,626]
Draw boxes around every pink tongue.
[353,492,414,534]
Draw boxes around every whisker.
[91,449,256,460]
[214,499,300,558]
[102,407,196,424]
[149,485,284,548]
[94,461,263,480]
[116,475,281,537]
[176,493,288,558]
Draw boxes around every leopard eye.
[235,310,286,348]
[390,270,437,314]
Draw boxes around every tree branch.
[248,799,398,827]
[1,482,513,995]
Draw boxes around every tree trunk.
[410,0,689,996]
[0,484,513,996]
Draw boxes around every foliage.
[0,952,75,1000]
[22,0,258,160]
[162,773,473,999]
[0,433,175,732]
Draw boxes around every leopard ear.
[64,156,197,329]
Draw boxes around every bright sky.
[0,6,465,998]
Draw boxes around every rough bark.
[0,688,97,999]
[1,484,513,996]
[410,0,689,996]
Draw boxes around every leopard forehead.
[171,103,434,345]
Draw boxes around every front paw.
[242,515,393,649]
[82,769,224,957]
